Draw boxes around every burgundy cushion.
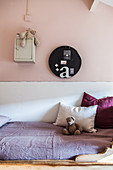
[81,92,113,128]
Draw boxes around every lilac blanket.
[0,122,113,160]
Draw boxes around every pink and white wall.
[0,0,113,82]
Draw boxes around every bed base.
[0,160,113,170]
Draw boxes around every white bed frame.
[0,82,113,122]
[0,82,113,169]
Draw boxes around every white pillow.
[0,115,11,127]
[53,102,97,132]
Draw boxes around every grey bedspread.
[0,122,113,160]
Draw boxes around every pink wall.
[0,0,113,82]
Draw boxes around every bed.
[0,121,113,160]
[0,82,113,169]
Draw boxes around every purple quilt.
[0,122,113,160]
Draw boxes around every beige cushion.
[54,102,97,132]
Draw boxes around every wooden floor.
[0,160,113,170]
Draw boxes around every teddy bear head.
[66,116,76,126]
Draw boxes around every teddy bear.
[18,28,40,47]
[63,116,83,135]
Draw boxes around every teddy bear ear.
[31,30,36,35]
[71,116,75,121]
[27,28,31,32]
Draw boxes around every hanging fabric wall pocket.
[14,28,40,63]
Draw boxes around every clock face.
[49,46,82,79]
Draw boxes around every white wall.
[0,0,113,82]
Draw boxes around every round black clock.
[49,46,82,79]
